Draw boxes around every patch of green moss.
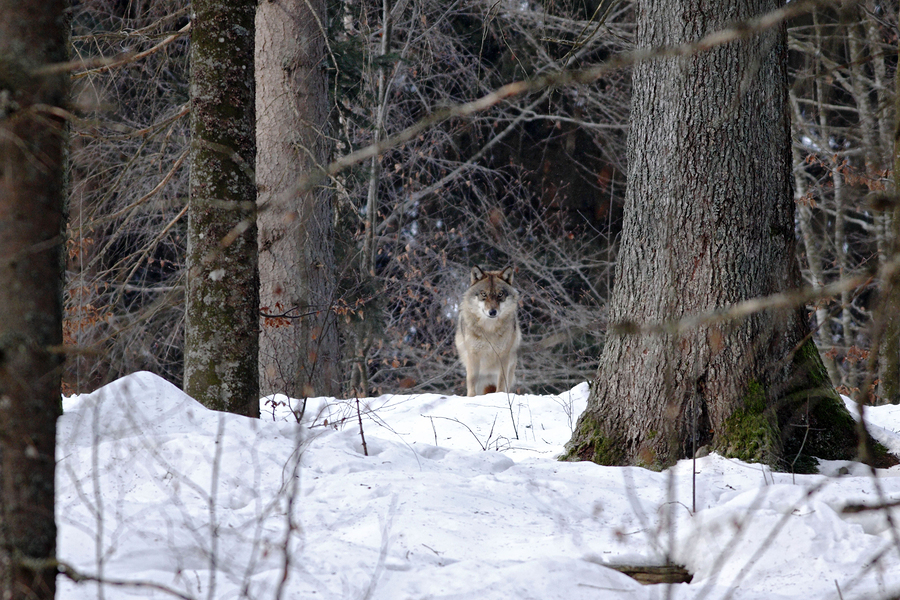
[777,339,858,471]
[716,339,860,473]
[715,380,780,466]
[870,439,900,469]
[560,413,625,465]
[794,337,833,389]
[790,341,897,468]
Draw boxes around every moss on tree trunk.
[184,0,260,416]
[564,339,862,473]
[560,0,863,472]
[711,339,858,472]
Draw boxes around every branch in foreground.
[841,498,900,514]
[31,22,192,79]
[611,270,881,338]
[287,0,840,195]
[53,561,195,600]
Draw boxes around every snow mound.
[56,372,900,600]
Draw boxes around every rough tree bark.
[0,1,68,597]
[256,0,342,399]
[564,0,857,470]
[184,0,260,416]
[879,41,900,405]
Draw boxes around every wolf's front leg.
[465,367,479,396]
[498,359,516,394]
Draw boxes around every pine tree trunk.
[184,0,260,416]
[256,0,342,399]
[0,1,68,597]
[879,43,900,404]
[564,0,856,470]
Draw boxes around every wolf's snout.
[487,309,498,318]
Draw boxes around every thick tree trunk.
[564,0,856,470]
[184,0,260,416]
[256,0,342,399]
[0,1,68,597]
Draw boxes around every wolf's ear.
[499,266,514,285]
[470,265,486,284]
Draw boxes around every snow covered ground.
[57,372,900,599]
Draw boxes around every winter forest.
[56,0,899,406]
[2,0,900,598]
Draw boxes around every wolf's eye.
[496,291,505,300]
[480,292,487,299]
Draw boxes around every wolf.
[455,265,521,396]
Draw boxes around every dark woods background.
[64,0,897,401]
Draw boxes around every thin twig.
[301,0,841,194]
[57,561,196,600]
[356,396,369,456]
[72,147,189,234]
[71,23,192,80]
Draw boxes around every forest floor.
[56,372,900,599]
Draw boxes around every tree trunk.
[790,139,840,388]
[0,1,68,597]
[256,0,342,399]
[184,0,260,416]
[833,167,857,390]
[879,36,900,404]
[564,0,856,470]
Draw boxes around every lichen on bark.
[184,0,259,416]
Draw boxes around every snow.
[57,372,900,599]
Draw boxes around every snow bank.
[56,372,900,599]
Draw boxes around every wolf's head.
[465,265,519,320]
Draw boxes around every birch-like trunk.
[565,0,856,469]
[257,0,342,399]
[860,4,900,403]
[185,0,260,416]
[790,138,840,387]
[0,1,68,596]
